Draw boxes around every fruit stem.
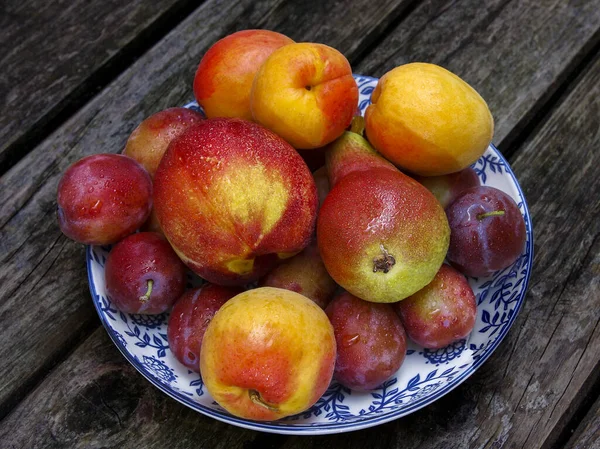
[477,210,505,220]
[248,389,279,412]
[373,244,396,273]
[139,279,154,303]
[350,116,365,136]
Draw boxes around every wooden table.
[1,0,599,447]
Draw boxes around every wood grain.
[1,0,599,446]
[0,0,414,421]
[273,47,600,449]
[0,0,200,174]
[0,328,261,448]
[565,395,600,449]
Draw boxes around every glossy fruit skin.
[123,107,204,179]
[104,232,187,314]
[259,240,337,309]
[414,167,480,209]
[153,118,318,286]
[325,292,407,390]
[446,186,526,277]
[317,167,450,303]
[394,264,477,349]
[167,284,242,372]
[324,130,396,188]
[57,153,152,245]
[199,287,336,421]
[193,30,294,121]
[365,63,494,176]
[250,42,358,149]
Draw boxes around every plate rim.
[87,75,534,434]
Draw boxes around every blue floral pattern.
[88,75,533,434]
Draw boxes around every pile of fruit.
[56,30,527,422]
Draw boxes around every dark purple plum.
[57,153,152,244]
[168,284,243,372]
[325,292,407,391]
[394,264,477,349]
[105,232,187,314]
[446,186,526,277]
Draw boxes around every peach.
[193,30,294,121]
[250,42,358,149]
[365,63,494,176]
[200,287,336,421]
[153,118,318,286]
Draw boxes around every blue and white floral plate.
[87,75,533,435]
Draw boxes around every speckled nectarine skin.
[153,118,318,285]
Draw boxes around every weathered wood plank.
[275,45,600,449]
[0,0,415,421]
[0,328,261,448]
[356,0,600,153]
[565,395,600,449]
[0,0,200,174]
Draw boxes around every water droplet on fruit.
[342,334,360,347]
[90,200,102,212]
[87,187,94,193]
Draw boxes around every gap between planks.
[0,0,205,177]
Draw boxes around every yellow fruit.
[365,63,494,176]
[199,287,336,421]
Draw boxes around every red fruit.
[123,107,204,179]
[57,154,152,245]
[446,186,526,277]
[394,264,477,349]
[194,30,294,121]
[168,284,242,372]
[259,240,337,309]
[105,232,187,314]
[317,167,449,303]
[325,292,407,390]
[153,118,318,286]
[413,167,480,209]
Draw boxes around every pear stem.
[477,210,505,220]
[373,244,396,273]
[139,279,154,303]
[248,389,279,412]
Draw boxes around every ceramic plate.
[87,74,533,435]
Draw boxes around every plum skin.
[325,292,407,391]
[168,284,243,372]
[105,232,187,314]
[446,186,526,278]
[394,264,477,349]
[57,153,152,245]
